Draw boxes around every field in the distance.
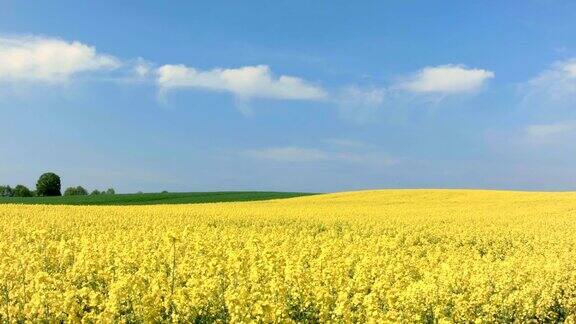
[2,189,576,322]
[0,191,314,205]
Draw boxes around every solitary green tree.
[105,188,116,195]
[13,185,32,197]
[36,173,62,196]
[90,189,101,195]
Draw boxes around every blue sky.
[2,1,576,193]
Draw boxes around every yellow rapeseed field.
[2,189,576,322]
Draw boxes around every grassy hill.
[0,191,315,206]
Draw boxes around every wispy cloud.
[335,86,386,123]
[332,151,399,167]
[132,58,154,79]
[522,58,576,108]
[522,120,576,150]
[245,147,328,162]
[399,64,494,94]
[245,145,399,167]
[323,138,374,149]
[0,35,120,83]
[525,121,576,138]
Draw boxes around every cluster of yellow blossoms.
[2,190,576,322]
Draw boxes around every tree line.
[0,172,115,198]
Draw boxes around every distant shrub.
[161,191,169,194]
[91,189,101,195]
[64,186,88,196]
[0,185,13,197]
[13,185,32,197]
[105,188,116,195]
[36,173,61,197]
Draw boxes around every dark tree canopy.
[64,186,88,196]
[13,185,32,197]
[36,172,62,197]
[0,185,13,197]
[105,188,116,195]
[90,189,101,195]
[77,186,88,196]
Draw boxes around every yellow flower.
[1,189,576,322]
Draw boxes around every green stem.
[170,240,177,322]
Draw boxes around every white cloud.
[246,147,328,162]
[400,64,494,94]
[157,64,327,101]
[0,36,120,83]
